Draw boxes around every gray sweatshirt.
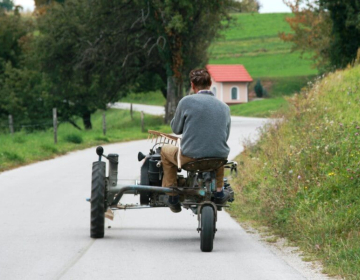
[170,90,231,159]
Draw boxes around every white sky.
[14,0,292,13]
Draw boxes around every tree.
[141,0,239,122]
[0,9,41,126]
[240,0,261,12]
[0,62,52,129]
[35,0,129,129]
[319,0,360,68]
[0,9,30,74]
[280,0,332,71]
[0,0,14,11]
[254,79,264,98]
[281,0,360,71]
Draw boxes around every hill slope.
[230,64,360,278]
[209,13,318,78]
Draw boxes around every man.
[161,68,231,213]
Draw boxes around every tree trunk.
[82,111,92,130]
[165,76,183,124]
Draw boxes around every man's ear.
[209,80,212,87]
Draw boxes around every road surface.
[0,105,326,279]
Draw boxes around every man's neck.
[196,89,210,93]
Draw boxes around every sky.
[14,0,292,13]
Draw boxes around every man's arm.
[170,99,186,135]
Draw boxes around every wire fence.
[0,105,144,143]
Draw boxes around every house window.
[231,87,238,100]
[212,87,217,97]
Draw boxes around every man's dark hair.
[189,68,211,89]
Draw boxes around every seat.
[182,158,227,172]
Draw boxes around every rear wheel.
[200,206,215,252]
[91,161,106,238]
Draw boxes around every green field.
[209,13,318,78]
[230,97,288,118]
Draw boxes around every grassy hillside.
[230,64,360,278]
[209,13,318,78]
[0,109,170,172]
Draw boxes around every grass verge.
[120,91,166,106]
[0,109,171,172]
[230,98,288,118]
[229,65,360,278]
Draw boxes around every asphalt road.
[0,111,311,280]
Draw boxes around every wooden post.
[53,108,57,144]
[130,103,133,120]
[102,112,106,136]
[141,111,144,133]
[8,115,14,136]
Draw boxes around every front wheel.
[200,206,215,252]
[90,161,106,238]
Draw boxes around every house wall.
[210,80,222,101]
[210,80,249,104]
[222,82,248,104]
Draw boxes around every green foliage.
[0,0,14,11]
[254,80,264,98]
[0,10,31,71]
[239,0,260,12]
[209,13,318,78]
[63,133,83,144]
[319,0,360,68]
[0,62,52,128]
[282,1,360,71]
[231,65,360,278]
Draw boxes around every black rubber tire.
[140,192,150,205]
[200,205,215,252]
[90,161,106,238]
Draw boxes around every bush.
[64,133,83,144]
[254,79,264,98]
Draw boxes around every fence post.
[8,115,14,136]
[102,112,106,136]
[53,108,57,144]
[130,103,133,120]
[141,111,145,133]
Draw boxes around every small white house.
[206,64,253,104]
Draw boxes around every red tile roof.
[206,65,253,82]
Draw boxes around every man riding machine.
[90,69,235,252]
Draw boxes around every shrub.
[254,79,264,98]
[1,151,24,163]
[64,133,83,144]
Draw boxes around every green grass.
[230,64,360,278]
[0,109,171,172]
[209,13,318,78]
[120,91,166,106]
[230,97,288,118]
